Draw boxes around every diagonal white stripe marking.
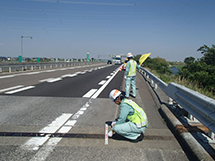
[82,89,97,98]
[5,86,35,94]
[0,85,24,93]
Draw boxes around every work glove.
[108,121,117,137]
[111,120,116,128]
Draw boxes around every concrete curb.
[160,104,214,161]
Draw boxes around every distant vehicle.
[115,57,121,65]
[107,60,112,64]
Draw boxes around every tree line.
[134,44,215,96]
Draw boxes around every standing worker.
[109,89,148,142]
[125,52,140,98]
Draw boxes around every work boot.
[130,133,144,143]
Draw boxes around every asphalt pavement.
[0,64,214,161]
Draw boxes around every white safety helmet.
[109,89,121,102]
[127,52,133,58]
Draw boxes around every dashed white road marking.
[26,72,40,75]
[82,89,97,98]
[47,78,62,83]
[92,67,120,99]
[98,80,106,85]
[106,76,111,79]
[5,86,35,94]
[0,85,24,93]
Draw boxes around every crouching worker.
[108,89,148,143]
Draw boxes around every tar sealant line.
[21,113,73,151]
[5,86,35,94]
[0,85,24,93]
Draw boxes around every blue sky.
[0,0,214,61]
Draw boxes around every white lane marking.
[106,76,111,79]
[0,75,15,79]
[21,113,73,151]
[5,86,35,94]
[82,89,97,98]
[39,78,53,82]
[57,126,72,133]
[61,74,77,78]
[29,100,93,160]
[0,85,24,93]
[98,80,106,85]
[91,67,120,99]
[30,137,62,161]
[65,120,77,126]
[47,78,62,83]
[44,70,57,72]
[26,72,40,75]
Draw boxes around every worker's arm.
[125,61,130,76]
[115,103,134,125]
[136,63,141,69]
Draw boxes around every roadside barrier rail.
[139,67,215,140]
[0,62,100,73]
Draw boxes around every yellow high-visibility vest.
[128,60,137,76]
[124,99,148,127]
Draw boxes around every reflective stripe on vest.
[124,99,148,128]
[128,60,137,76]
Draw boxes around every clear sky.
[0,0,214,61]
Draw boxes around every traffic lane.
[1,65,120,98]
[98,69,124,98]
[0,63,107,90]
[0,95,89,126]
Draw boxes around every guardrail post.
[208,130,215,142]
[9,67,11,73]
[155,83,158,90]
[168,97,173,105]
[187,113,196,121]
[0,67,2,73]
[151,80,154,86]
[31,66,33,70]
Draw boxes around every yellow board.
[139,53,151,65]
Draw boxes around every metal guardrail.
[0,62,101,73]
[139,67,215,137]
